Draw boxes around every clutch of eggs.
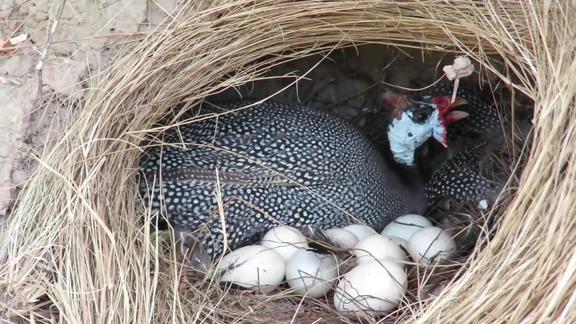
[216,217,457,314]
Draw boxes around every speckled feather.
[140,101,414,256]
[425,142,496,208]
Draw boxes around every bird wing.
[141,100,376,189]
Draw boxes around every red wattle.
[433,96,459,127]
[433,96,452,147]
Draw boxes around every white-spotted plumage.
[140,101,416,256]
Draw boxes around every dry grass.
[1,0,575,323]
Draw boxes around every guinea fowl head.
[383,91,469,167]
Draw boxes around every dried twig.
[35,0,67,105]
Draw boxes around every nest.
[1,1,575,323]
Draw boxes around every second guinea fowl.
[139,93,486,265]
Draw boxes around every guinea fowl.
[139,91,495,268]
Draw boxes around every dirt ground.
[0,0,180,217]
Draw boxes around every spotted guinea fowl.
[139,93,484,266]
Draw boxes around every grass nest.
[1,1,575,323]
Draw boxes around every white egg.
[385,235,408,248]
[261,225,308,261]
[406,226,456,266]
[285,249,338,298]
[217,245,285,293]
[343,224,377,241]
[381,214,433,242]
[324,228,359,250]
[352,235,406,266]
[334,261,407,313]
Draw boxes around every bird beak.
[433,96,468,121]
[432,110,469,147]
[444,110,470,124]
[432,96,470,147]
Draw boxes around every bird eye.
[413,111,429,124]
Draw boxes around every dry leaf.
[0,38,16,57]
[9,33,28,45]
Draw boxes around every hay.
[1,0,575,322]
